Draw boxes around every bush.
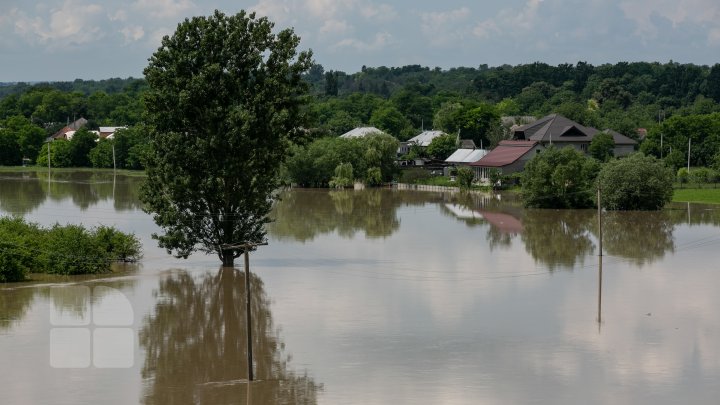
[689,167,712,184]
[400,168,431,183]
[456,166,474,189]
[597,153,673,210]
[329,162,354,188]
[677,167,689,184]
[0,217,142,280]
[365,167,383,186]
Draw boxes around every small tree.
[488,168,502,189]
[456,166,474,189]
[425,134,457,160]
[329,162,354,188]
[588,132,615,162]
[597,153,673,210]
[677,167,689,184]
[522,146,599,208]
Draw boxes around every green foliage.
[0,130,22,165]
[689,167,716,184]
[400,168,431,183]
[329,162,354,188]
[677,167,689,184]
[286,133,398,187]
[425,134,457,160]
[69,128,97,167]
[521,146,599,208]
[369,104,412,139]
[488,168,502,188]
[664,149,686,172]
[37,140,73,167]
[642,112,720,167]
[140,10,313,266]
[89,139,115,168]
[597,153,673,210]
[366,167,383,186]
[589,132,615,162]
[0,216,141,281]
[456,166,474,189]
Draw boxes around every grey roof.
[513,114,636,145]
[445,148,488,164]
[408,130,446,147]
[339,126,384,138]
[603,129,638,145]
[459,139,476,149]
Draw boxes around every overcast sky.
[1,0,719,82]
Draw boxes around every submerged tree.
[141,10,313,266]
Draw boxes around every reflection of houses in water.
[478,210,523,235]
[443,201,524,235]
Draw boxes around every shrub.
[456,166,474,189]
[93,226,142,262]
[329,162,354,188]
[677,167,689,184]
[597,153,673,210]
[400,168,431,183]
[689,167,712,184]
[365,167,383,186]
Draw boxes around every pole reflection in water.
[139,267,321,405]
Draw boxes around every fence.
[393,183,460,193]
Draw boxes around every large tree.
[141,10,312,266]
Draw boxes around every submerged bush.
[0,217,142,281]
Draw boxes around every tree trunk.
[221,250,235,267]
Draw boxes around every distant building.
[512,114,637,157]
[339,126,384,139]
[100,126,127,139]
[407,130,446,147]
[50,117,88,140]
[470,140,543,181]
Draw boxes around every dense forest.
[1,61,719,169]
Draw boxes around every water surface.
[1,171,720,404]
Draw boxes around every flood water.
[1,170,720,404]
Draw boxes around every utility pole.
[47,141,51,170]
[597,187,603,328]
[687,138,691,173]
[221,241,268,382]
[112,143,116,173]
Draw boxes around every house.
[470,140,543,181]
[407,130,446,147]
[445,148,488,166]
[50,117,88,140]
[339,126,384,139]
[512,114,636,157]
[99,126,127,139]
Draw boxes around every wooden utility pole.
[597,187,603,327]
[112,144,116,173]
[687,138,691,173]
[222,241,268,383]
[47,141,51,170]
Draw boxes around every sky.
[1,0,719,82]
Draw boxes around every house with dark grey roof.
[469,140,543,181]
[512,114,636,157]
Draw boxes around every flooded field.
[1,170,720,404]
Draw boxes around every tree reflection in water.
[139,267,320,405]
[520,209,596,270]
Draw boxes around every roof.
[603,129,638,145]
[470,140,538,168]
[459,139,476,149]
[513,114,637,145]
[445,148,487,163]
[444,204,483,220]
[99,126,126,133]
[408,130,446,147]
[478,210,523,234]
[339,126,384,138]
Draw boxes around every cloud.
[132,0,196,19]
[320,19,351,35]
[11,1,105,48]
[419,7,471,46]
[619,0,720,42]
[120,25,145,43]
[359,2,397,22]
[472,0,545,39]
[333,31,391,51]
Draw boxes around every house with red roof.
[469,140,543,181]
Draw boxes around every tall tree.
[141,10,312,266]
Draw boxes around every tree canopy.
[596,153,673,210]
[140,10,312,266]
[521,146,600,208]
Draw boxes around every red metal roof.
[470,140,537,167]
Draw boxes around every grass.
[672,188,720,204]
[0,165,146,177]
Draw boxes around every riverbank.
[672,188,720,204]
[0,166,146,176]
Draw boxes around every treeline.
[1,61,720,169]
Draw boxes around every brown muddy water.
[1,170,720,404]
